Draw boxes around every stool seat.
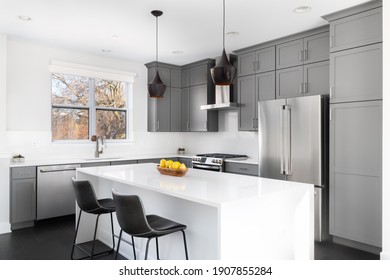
[145,214,187,237]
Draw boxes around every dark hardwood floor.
[0,215,380,260]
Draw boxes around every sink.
[84,157,121,161]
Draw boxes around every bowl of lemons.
[157,159,188,177]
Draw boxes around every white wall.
[381,2,389,260]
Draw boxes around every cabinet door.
[190,64,208,86]
[181,68,190,87]
[225,162,258,176]
[276,39,304,69]
[181,87,190,131]
[330,7,382,52]
[304,32,330,64]
[155,87,171,131]
[276,66,303,99]
[238,75,257,131]
[257,71,276,101]
[256,46,276,73]
[329,101,382,247]
[237,51,256,77]
[330,43,382,103]
[11,178,36,223]
[148,67,171,86]
[171,69,182,88]
[189,84,208,131]
[170,87,182,132]
[304,61,329,96]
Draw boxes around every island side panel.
[76,172,220,260]
[219,184,314,260]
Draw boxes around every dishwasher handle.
[39,164,81,173]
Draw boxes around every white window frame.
[50,61,136,143]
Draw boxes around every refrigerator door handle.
[280,105,285,175]
[284,105,292,175]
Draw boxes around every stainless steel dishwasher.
[37,164,81,220]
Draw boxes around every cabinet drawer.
[330,7,382,52]
[11,167,36,179]
[225,162,258,176]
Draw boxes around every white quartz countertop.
[76,163,311,208]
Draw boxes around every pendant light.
[148,10,167,98]
[210,0,236,85]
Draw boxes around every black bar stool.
[71,178,116,260]
[112,189,189,260]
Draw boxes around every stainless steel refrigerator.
[258,95,329,242]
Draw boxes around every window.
[51,74,129,141]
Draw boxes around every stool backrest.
[72,178,101,213]
[112,189,153,235]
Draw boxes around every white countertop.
[77,163,309,208]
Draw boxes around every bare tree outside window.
[51,74,128,141]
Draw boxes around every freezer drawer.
[37,164,80,220]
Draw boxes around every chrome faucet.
[91,135,104,158]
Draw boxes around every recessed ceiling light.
[226,31,239,37]
[172,50,184,54]
[101,49,111,53]
[293,6,311,13]
[18,15,32,21]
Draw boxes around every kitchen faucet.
[91,135,104,158]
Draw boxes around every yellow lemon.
[179,163,187,170]
[173,161,181,169]
[166,159,173,167]
[160,159,167,168]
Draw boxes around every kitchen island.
[76,163,314,260]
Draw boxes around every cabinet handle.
[187,121,190,131]
[329,108,332,121]
[157,121,160,130]
[330,35,334,48]
[299,83,303,94]
[239,167,248,171]
[252,61,256,72]
[204,121,207,130]
[252,118,258,129]
[300,50,304,61]
[329,86,333,99]
[304,49,308,61]
[304,82,308,94]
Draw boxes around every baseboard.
[0,222,11,234]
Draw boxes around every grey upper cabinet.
[304,61,329,96]
[276,66,303,99]
[148,87,171,132]
[237,71,275,131]
[10,166,37,229]
[181,68,190,87]
[328,7,382,53]
[189,84,208,131]
[171,69,182,88]
[170,87,182,132]
[276,32,329,69]
[237,46,275,77]
[330,43,382,103]
[181,87,190,131]
[329,101,382,248]
[190,64,208,86]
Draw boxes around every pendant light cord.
[156,14,159,70]
[223,0,226,50]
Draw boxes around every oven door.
[192,163,222,172]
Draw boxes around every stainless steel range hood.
[200,85,237,110]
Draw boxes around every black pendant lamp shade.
[211,0,236,86]
[148,10,167,98]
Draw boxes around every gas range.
[192,153,248,172]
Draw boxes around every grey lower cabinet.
[329,43,382,103]
[225,162,258,176]
[80,161,111,167]
[10,166,37,230]
[110,160,137,166]
[237,71,275,131]
[329,100,382,248]
[276,61,329,99]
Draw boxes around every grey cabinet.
[171,69,182,88]
[237,46,275,77]
[329,7,382,53]
[225,162,258,176]
[189,64,208,86]
[170,87,182,132]
[237,71,275,131]
[276,61,329,99]
[329,101,382,247]
[10,166,36,229]
[80,161,110,167]
[330,43,382,103]
[178,157,193,168]
[189,84,209,131]
[181,68,190,87]
[276,32,329,69]
[110,160,137,166]
[148,87,171,132]
[181,87,190,131]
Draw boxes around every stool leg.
[131,235,136,260]
[110,212,115,251]
[181,230,189,260]
[115,229,123,260]
[90,214,101,259]
[71,209,82,260]
[144,237,153,260]
[155,237,160,260]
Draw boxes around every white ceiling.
[0,0,371,65]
